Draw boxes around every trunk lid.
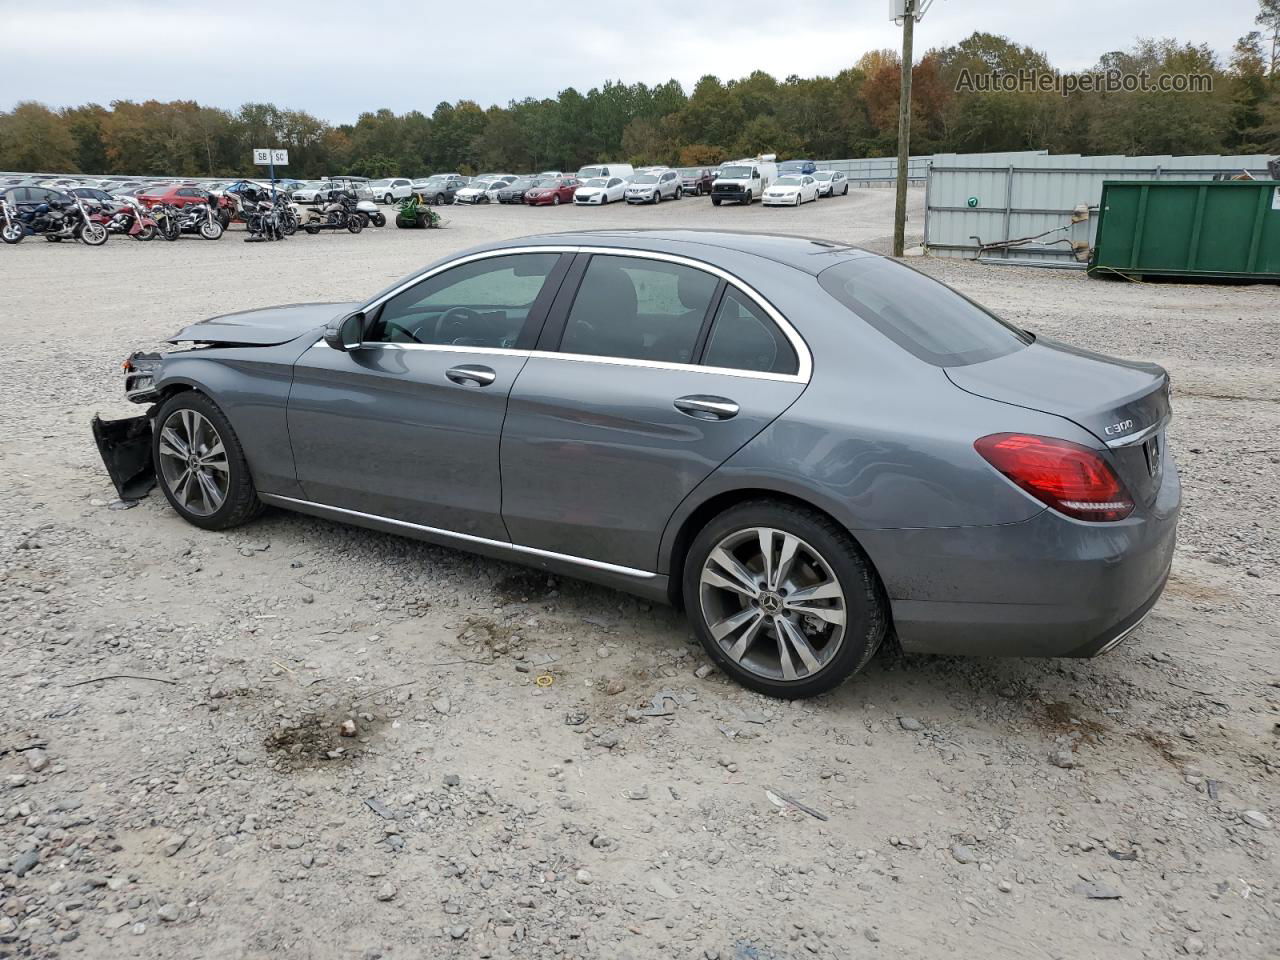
[946,338,1172,506]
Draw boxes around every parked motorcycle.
[302,194,364,234]
[1,199,23,243]
[91,198,158,241]
[151,199,223,240]
[8,196,108,245]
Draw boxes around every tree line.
[2,22,1277,181]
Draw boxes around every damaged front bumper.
[91,351,164,500]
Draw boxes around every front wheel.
[347,216,363,233]
[552,195,560,206]
[371,212,386,227]
[682,501,886,699]
[711,197,721,206]
[1,222,23,244]
[383,194,393,205]
[842,184,848,195]
[199,220,223,240]
[133,225,156,241]
[153,392,264,531]
[79,221,109,246]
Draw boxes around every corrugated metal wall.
[816,151,1047,186]
[923,154,1276,263]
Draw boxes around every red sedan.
[523,177,580,206]
[136,185,233,213]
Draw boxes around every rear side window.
[817,257,1031,366]
[703,289,797,375]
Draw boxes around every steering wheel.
[434,306,482,342]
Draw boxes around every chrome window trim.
[259,494,657,580]
[353,244,813,382]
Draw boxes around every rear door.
[501,251,809,571]
[287,250,570,539]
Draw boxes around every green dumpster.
[1089,179,1280,281]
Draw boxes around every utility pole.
[892,0,915,257]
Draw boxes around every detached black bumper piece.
[92,413,156,500]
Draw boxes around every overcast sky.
[2,0,1264,122]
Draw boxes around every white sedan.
[573,176,627,205]
[762,175,819,207]
[453,180,506,204]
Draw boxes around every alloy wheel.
[698,527,847,682]
[157,409,230,517]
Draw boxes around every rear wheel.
[383,193,393,204]
[683,501,886,699]
[153,392,263,531]
[134,225,156,241]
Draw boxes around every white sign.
[252,148,289,166]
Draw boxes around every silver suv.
[625,169,683,204]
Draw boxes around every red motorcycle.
[91,198,159,241]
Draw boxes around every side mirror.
[324,312,365,351]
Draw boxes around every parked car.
[778,159,817,177]
[813,170,848,197]
[624,169,683,204]
[3,185,70,212]
[136,184,221,209]
[290,181,333,204]
[369,178,414,204]
[573,177,627,205]
[677,167,716,196]
[411,175,467,204]
[497,177,542,204]
[453,179,506,204]
[763,175,820,207]
[711,156,777,205]
[98,231,1180,700]
[575,163,634,182]
[523,177,580,206]
[67,187,117,205]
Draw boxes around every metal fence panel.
[923,154,1275,263]
[815,151,1047,186]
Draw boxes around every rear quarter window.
[817,257,1032,367]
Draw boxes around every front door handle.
[445,364,497,387]
[674,395,739,421]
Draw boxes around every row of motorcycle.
[0,189,388,246]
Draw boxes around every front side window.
[365,253,561,348]
[703,288,798,375]
[818,257,1032,366]
[560,255,719,364]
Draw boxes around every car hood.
[168,302,358,346]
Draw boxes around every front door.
[287,250,568,540]
[501,252,808,571]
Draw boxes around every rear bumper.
[861,463,1181,658]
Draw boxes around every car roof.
[493,229,877,276]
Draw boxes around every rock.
[950,844,978,865]
[340,719,358,737]
[433,697,452,716]
[898,717,922,731]
[102,912,132,931]
[1240,810,1271,830]
[865,928,881,943]
[25,749,49,773]
[0,917,15,936]
[448,925,469,940]
[605,677,627,696]
[1050,750,1076,769]
[375,882,397,902]
[998,880,1013,893]
[1073,881,1121,900]
[443,773,460,787]
[131,922,147,936]
[1183,936,1206,955]
[648,874,680,899]
[162,833,188,857]
[624,785,650,800]
[157,904,180,923]
[235,750,253,765]
[11,849,38,878]
[575,869,593,885]
[694,664,715,680]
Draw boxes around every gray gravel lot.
[1,187,1277,959]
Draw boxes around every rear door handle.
[674,395,739,420]
[445,364,497,387]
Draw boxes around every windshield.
[774,177,802,186]
[369,179,391,188]
[677,168,702,176]
[817,257,1033,367]
[719,165,751,178]
[530,178,555,188]
[780,161,808,171]
[510,179,536,189]
[632,175,658,184]
[578,167,605,179]
[814,172,834,180]
[470,181,494,190]
[585,178,607,187]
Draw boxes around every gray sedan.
[95,231,1180,698]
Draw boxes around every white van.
[575,163,636,182]
[710,154,778,206]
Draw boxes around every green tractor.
[395,194,447,229]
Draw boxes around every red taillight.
[975,433,1133,522]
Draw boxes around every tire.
[675,186,682,199]
[383,193,393,205]
[347,216,363,234]
[433,193,444,205]
[842,184,849,195]
[134,225,156,241]
[653,190,661,204]
[199,220,223,240]
[153,392,264,531]
[711,197,721,206]
[1,222,23,244]
[682,500,886,699]
[395,214,412,228]
[46,235,61,242]
[552,195,560,206]
[79,221,109,246]
[281,213,298,236]
[372,212,386,227]
[160,218,179,241]
[305,223,321,234]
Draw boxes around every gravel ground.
[1,188,1277,960]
